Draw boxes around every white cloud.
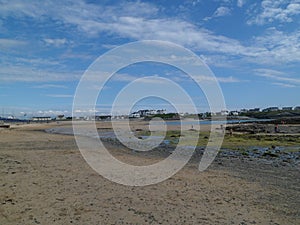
[251,28,300,64]
[237,0,246,7]
[213,0,232,4]
[46,94,73,98]
[15,57,61,66]
[0,0,299,70]
[35,110,70,116]
[0,0,158,21]
[254,68,300,86]
[194,74,241,83]
[102,44,120,49]
[217,76,241,83]
[213,6,231,17]
[60,52,94,61]
[255,68,285,76]
[111,73,137,82]
[0,1,243,57]
[105,17,262,58]
[33,84,68,89]
[43,38,68,47]
[0,65,81,82]
[51,2,297,66]
[204,6,231,21]
[272,82,296,88]
[111,73,177,84]
[112,71,242,84]
[0,38,26,49]
[248,0,300,25]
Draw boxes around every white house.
[32,116,52,122]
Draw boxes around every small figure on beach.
[220,124,225,133]
[274,124,279,133]
[229,128,233,136]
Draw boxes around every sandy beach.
[1,122,299,224]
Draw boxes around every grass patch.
[134,130,300,150]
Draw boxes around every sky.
[0,0,300,117]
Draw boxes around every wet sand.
[0,122,299,224]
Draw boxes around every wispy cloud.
[204,6,231,21]
[0,0,299,88]
[0,2,256,55]
[0,38,26,49]
[33,84,68,89]
[35,110,70,116]
[43,38,69,47]
[217,76,242,83]
[0,65,81,82]
[112,73,175,84]
[237,0,246,8]
[246,27,300,65]
[272,82,296,88]
[102,44,121,49]
[15,57,61,66]
[247,0,300,25]
[194,75,242,83]
[46,94,74,98]
[255,68,300,86]
[1,0,299,67]
[112,69,243,84]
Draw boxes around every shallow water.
[46,126,299,165]
[152,119,274,126]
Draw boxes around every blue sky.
[0,0,300,117]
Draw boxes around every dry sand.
[0,122,299,224]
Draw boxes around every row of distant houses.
[130,109,166,118]
[203,106,300,117]
[242,106,300,113]
[26,106,300,122]
[261,106,300,112]
[31,115,112,122]
[34,110,168,121]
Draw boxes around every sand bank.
[0,122,299,224]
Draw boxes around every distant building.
[294,106,300,111]
[7,115,16,119]
[210,112,216,116]
[129,112,141,118]
[221,110,229,116]
[32,116,52,122]
[94,115,111,121]
[130,109,166,118]
[149,110,157,115]
[262,107,279,112]
[282,107,293,111]
[156,109,166,114]
[138,110,150,117]
[56,115,65,120]
[229,111,239,116]
[249,108,260,112]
